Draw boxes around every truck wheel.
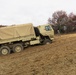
[13,44,23,53]
[43,39,52,45]
[0,46,10,55]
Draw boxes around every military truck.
[0,23,54,55]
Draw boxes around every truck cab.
[35,24,54,44]
[37,24,54,40]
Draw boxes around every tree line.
[48,10,76,34]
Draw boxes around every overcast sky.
[0,0,76,26]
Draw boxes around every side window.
[45,26,51,31]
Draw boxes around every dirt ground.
[0,33,76,75]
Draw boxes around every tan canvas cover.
[0,23,35,40]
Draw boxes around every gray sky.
[0,0,76,26]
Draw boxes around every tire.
[0,46,11,55]
[43,39,52,45]
[13,44,23,53]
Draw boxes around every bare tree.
[48,10,76,33]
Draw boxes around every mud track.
[0,33,76,75]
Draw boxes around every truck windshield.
[45,26,51,31]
